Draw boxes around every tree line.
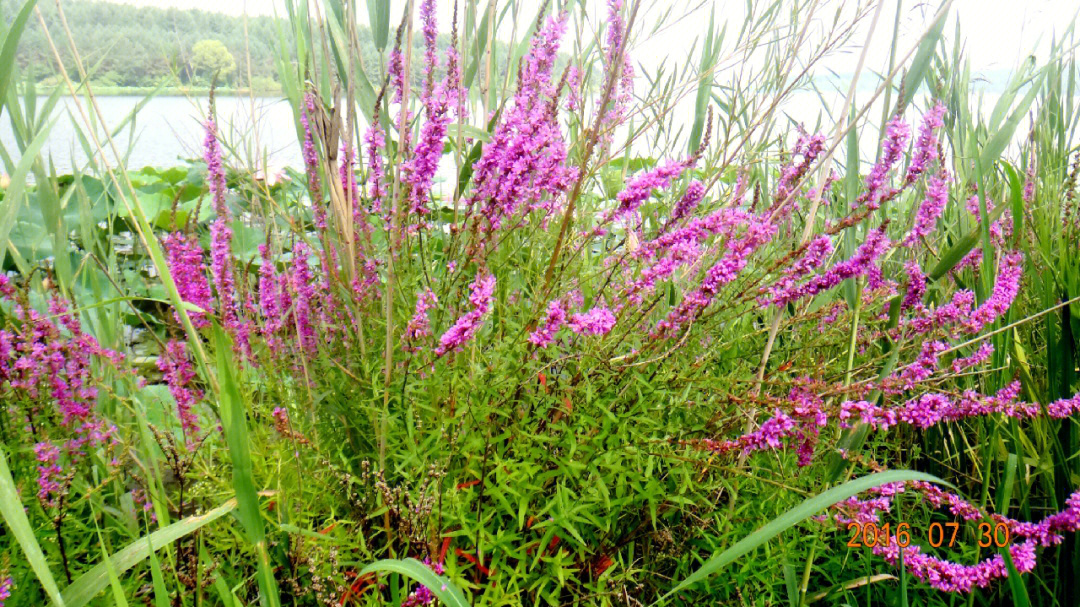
[2,0,510,93]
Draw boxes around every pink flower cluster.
[404,288,438,351]
[162,231,212,328]
[203,118,252,357]
[901,261,927,311]
[204,118,229,220]
[653,210,778,339]
[904,102,947,184]
[568,305,616,336]
[529,300,568,348]
[903,174,948,246]
[774,132,825,207]
[300,92,325,228]
[400,0,464,222]
[435,273,496,358]
[768,225,891,307]
[365,122,387,215]
[158,340,203,441]
[830,477,1080,593]
[595,0,634,146]
[468,13,577,238]
[289,241,319,355]
[258,243,291,353]
[611,159,692,222]
[704,383,827,466]
[860,115,910,209]
[624,206,750,306]
[402,558,446,606]
[529,298,617,348]
[253,239,337,359]
[0,278,121,506]
[668,180,706,224]
[708,377,1080,469]
[876,537,1037,593]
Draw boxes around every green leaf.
[446,123,491,143]
[97,539,130,607]
[359,558,470,607]
[978,67,1046,171]
[463,1,492,90]
[60,498,239,607]
[927,200,1007,281]
[0,446,65,606]
[687,7,719,156]
[146,534,171,607]
[0,117,54,269]
[901,0,948,110]
[365,0,390,52]
[214,326,280,607]
[1002,549,1032,607]
[0,0,39,116]
[660,471,950,601]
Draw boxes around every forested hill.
[5,0,282,89]
[1,0,489,92]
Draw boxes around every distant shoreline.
[22,85,285,98]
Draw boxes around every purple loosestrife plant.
[568,304,616,336]
[904,102,947,185]
[204,118,252,357]
[767,225,891,307]
[594,0,634,148]
[858,115,910,209]
[773,132,826,208]
[668,180,706,224]
[434,273,496,358]
[610,158,693,223]
[404,288,438,351]
[161,231,213,328]
[467,12,577,242]
[6,5,1080,602]
[400,0,463,225]
[289,241,320,356]
[77,19,1075,603]
[0,283,120,507]
[158,340,203,442]
[529,300,568,348]
[903,173,949,246]
[301,92,325,228]
[204,118,229,221]
[652,209,778,339]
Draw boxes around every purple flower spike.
[405,288,438,351]
[529,300,568,348]
[435,273,496,357]
[859,115,910,210]
[158,340,203,441]
[568,304,616,336]
[904,102,946,185]
[904,173,948,246]
[162,231,212,328]
[468,13,577,239]
[300,92,325,228]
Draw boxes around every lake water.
[0,91,1009,179]
[1,95,303,175]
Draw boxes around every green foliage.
[190,39,236,83]
[2,0,508,93]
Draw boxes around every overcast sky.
[97,0,1075,77]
